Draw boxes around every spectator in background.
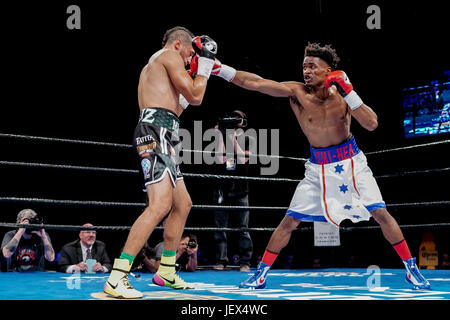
[58,223,111,273]
[212,110,254,273]
[1,209,55,272]
[137,233,198,273]
[130,240,155,273]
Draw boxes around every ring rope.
[1,222,449,233]
[365,139,450,155]
[0,197,449,210]
[375,167,450,179]
[184,173,300,182]
[0,133,132,149]
[0,160,302,182]
[0,223,303,233]
[2,132,448,162]
[0,197,285,210]
[0,197,145,208]
[183,148,309,162]
[0,132,306,162]
[1,160,448,183]
[341,223,450,232]
[0,160,138,175]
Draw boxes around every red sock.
[261,250,278,266]
[392,239,412,261]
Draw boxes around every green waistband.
[139,107,180,133]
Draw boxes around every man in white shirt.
[58,223,112,273]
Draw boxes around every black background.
[0,0,449,273]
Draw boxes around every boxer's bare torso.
[285,82,351,148]
[138,49,187,117]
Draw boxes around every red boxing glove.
[188,55,221,77]
[191,35,217,79]
[325,70,363,110]
[188,55,235,82]
[188,55,199,78]
[325,70,353,97]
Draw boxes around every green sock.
[120,252,135,265]
[159,249,176,274]
[162,249,176,257]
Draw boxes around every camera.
[217,111,247,129]
[24,215,44,234]
[217,116,244,129]
[187,239,197,249]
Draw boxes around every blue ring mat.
[1,268,449,300]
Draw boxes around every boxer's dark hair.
[162,26,194,47]
[304,42,340,70]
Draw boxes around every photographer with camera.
[1,209,55,272]
[213,110,253,272]
[134,233,198,273]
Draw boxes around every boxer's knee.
[371,208,393,225]
[278,216,301,233]
[183,196,193,214]
[173,192,193,217]
[146,197,172,220]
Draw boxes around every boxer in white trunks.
[203,42,430,290]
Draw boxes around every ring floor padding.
[1,268,449,300]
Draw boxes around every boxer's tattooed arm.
[4,238,19,253]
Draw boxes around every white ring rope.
[1,160,448,183]
[0,196,449,210]
[2,132,448,162]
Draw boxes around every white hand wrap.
[217,64,236,82]
[197,57,215,79]
[179,94,189,109]
[344,90,364,110]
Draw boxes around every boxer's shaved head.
[162,26,194,47]
[304,42,340,70]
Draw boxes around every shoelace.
[407,263,428,283]
[246,268,263,284]
[121,274,133,289]
[411,267,427,282]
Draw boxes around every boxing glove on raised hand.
[189,55,236,82]
[325,70,363,110]
[187,54,199,78]
[192,35,217,59]
[192,35,217,79]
